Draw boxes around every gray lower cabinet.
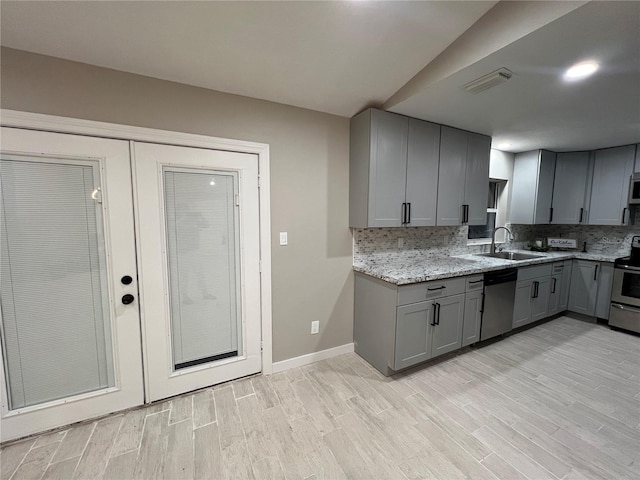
[568,260,598,316]
[354,273,469,376]
[548,261,571,316]
[461,274,484,347]
[568,260,614,319]
[430,294,465,357]
[512,264,552,329]
[395,300,434,370]
[462,289,482,347]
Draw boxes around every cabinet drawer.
[552,261,567,275]
[398,277,465,305]
[518,263,552,281]
[465,275,484,292]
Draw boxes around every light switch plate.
[311,321,319,334]
[279,232,288,246]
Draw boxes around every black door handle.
[579,207,584,223]
[401,203,406,224]
[435,303,441,325]
[407,203,411,224]
[594,264,598,281]
[549,207,553,223]
[122,294,135,305]
[622,208,627,224]
[431,303,437,326]
[551,277,557,294]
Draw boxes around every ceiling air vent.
[464,68,512,94]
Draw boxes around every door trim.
[0,109,273,375]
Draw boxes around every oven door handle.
[616,264,640,272]
[611,302,640,314]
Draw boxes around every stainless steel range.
[610,236,640,333]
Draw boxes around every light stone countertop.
[353,250,620,285]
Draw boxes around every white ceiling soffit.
[388,1,640,153]
[0,0,496,118]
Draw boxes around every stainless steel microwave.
[629,173,640,204]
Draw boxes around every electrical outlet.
[311,321,319,334]
[279,232,288,246]
[398,237,404,249]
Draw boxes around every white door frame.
[0,109,273,377]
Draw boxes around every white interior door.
[133,142,261,402]
[0,128,143,442]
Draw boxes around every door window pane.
[0,157,114,409]
[163,169,241,370]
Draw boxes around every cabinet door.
[465,133,490,226]
[548,274,561,316]
[568,260,598,316]
[533,150,556,224]
[513,280,533,328]
[559,261,572,311]
[406,119,439,226]
[588,145,635,225]
[462,290,482,347]
[395,300,434,370]
[552,152,590,224]
[595,263,614,320]
[431,294,464,357]
[531,277,551,322]
[368,110,409,227]
[436,127,467,226]
[634,144,640,173]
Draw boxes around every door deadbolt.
[121,275,133,285]
[122,294,135,305]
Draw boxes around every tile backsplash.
[353,223,640,264]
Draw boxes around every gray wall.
[0,47,354,363]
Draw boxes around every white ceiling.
[0,0,495,117]
[387,1,640,152]
[1,1,639,153]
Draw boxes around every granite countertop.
[353,250,619,285]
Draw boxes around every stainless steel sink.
[476,252,545,261]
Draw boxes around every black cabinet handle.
[435,303,441,325]
[427,286,446,291]
[122,294,135,305]
[622,207,627,224]
[401,203,406,224]
[579,207,584,223]
[431,303,437,326]
[480,293,485,313]
[468,279,484,284]
[551,277,557,294]
[407,202,411,224]
[594,264,598,281]
[531,281,539,298]
[549,207,554,223]
[465,204,470,223]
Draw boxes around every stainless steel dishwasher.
[480,268,517,341]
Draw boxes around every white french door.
[133,142,262,402]
[0,127,264,441]
[0,128,144,442]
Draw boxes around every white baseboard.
[271,343,355,373]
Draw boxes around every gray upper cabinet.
[634,144,640,173]
[510,150,556,224]
[588,145,635,225]
[349,109,440,228]
[406,118,440,226]
[551,151,590,224]
[465,133,491,226]
[437,126,490,226]
[437,126,467,226]
[350,109,407,227]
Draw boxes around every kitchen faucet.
[491,226,513,255]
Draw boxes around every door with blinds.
[133,142,261,402]
[0,128,144,441]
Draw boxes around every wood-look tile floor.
[2,316,639,480]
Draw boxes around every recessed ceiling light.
[497,142,512,150]
[564,61,599,80]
